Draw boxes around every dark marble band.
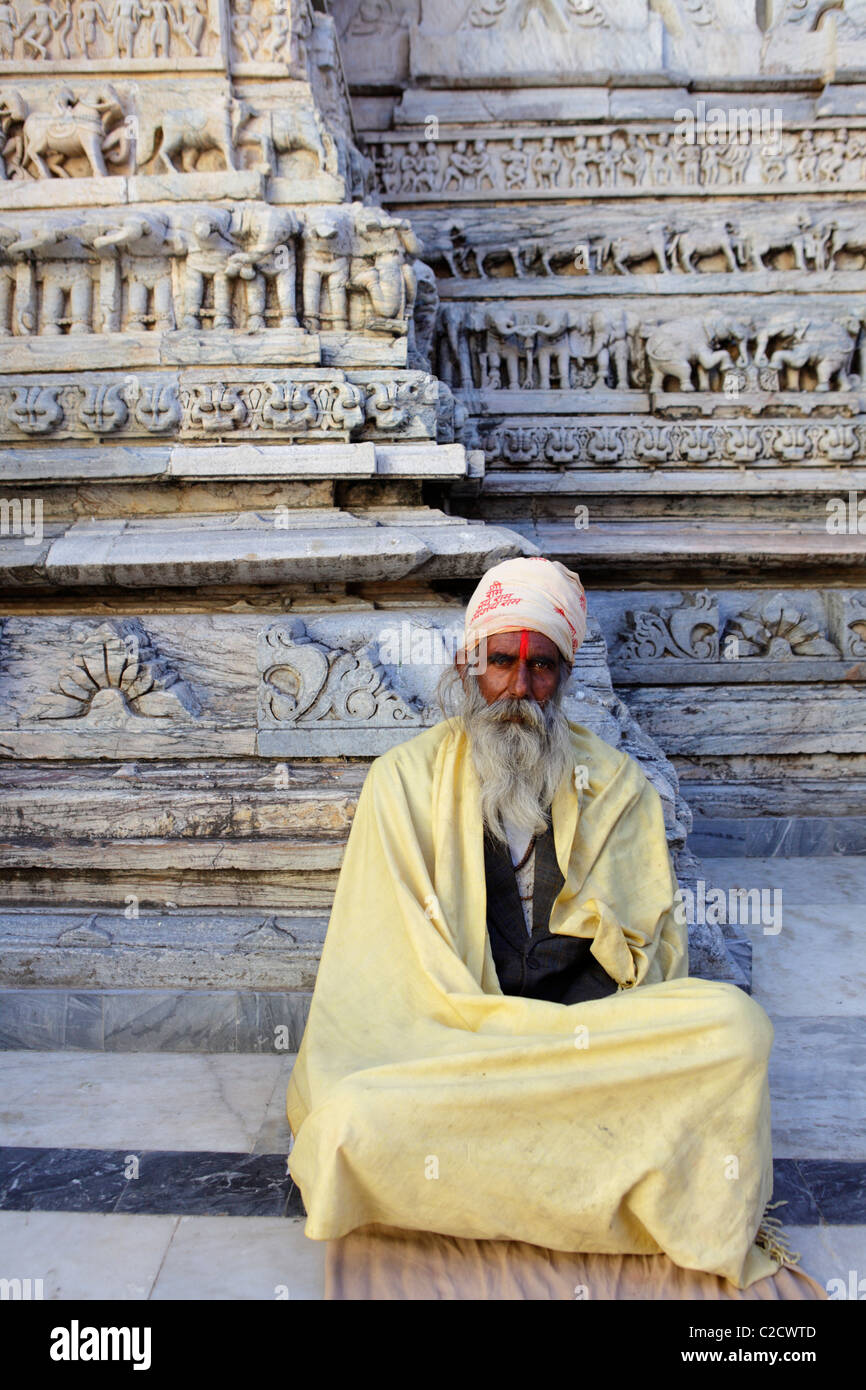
[0,1147,862,1225]
[0,1146,304,1218]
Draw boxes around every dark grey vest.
[483,817,618,1005]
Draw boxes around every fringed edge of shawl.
[755,1199,801,1268]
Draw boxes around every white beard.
[439,667,575,846]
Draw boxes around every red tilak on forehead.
[519,629,530,660]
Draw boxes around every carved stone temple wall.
[9,1,838,1051]
[334,0,866,860]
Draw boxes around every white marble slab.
[149,1215,324,1300]
[0,1053,289,1153]
[701,858,866,1017]
[780,1224,866,1297]
[769,1018,866,1161]
[0,1211,178,1299]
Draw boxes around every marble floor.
[0,856,863,1300]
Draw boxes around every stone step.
[0,909,326,992]
[0,442,470,484]
[458,468,866,497]
[0,507,534,590]
[514,520,866,569]
[691,815,866,857]
[0,988,312,1053]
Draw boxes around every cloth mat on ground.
[325,1225,827,1301]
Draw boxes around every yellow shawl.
[287,717,779,1288]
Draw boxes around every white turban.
[463,557,587,665]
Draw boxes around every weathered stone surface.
[1,0,787,1030]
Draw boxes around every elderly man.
[286,557,784,1290]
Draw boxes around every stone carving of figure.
[76,0,109,54]
[501,136,529,191]
[378,142,400,195]
[399,140,422,193]
[230,205,301,332]
[672,138,701,186]
[409,259,437,370]
[700,141,721,186]
[287,0,313,69]
[261,0,291,62]
[595,133,619,189]
[441,140,476,191]
[182,209,245,332]
[414,141,440,193]
[18,1,72,59]
[846,130,866,182]
[471,139,495,190]
[0,2,18,60]
[111,0,145,57]
[564,134,596,189]
[796,130,818,182]
[565,309,599,385]
[141,0,178,57]
[814,128,846,183]
[649,131,672,186]
[716,138,751,185]
[532,135,562,189]
[0,92,25,178]
[175,0,208,53]
[232,0,259,60]
[302,210,353,332]
[760,133,791,183]
[619,136,648,187]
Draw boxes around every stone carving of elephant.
[643,313,739,393]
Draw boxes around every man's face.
[460,630,563,715]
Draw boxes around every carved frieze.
[605,589,861,684]
[410,0,666,79]
[258,618,430,730]
[413,205,864,282]
[0,202,424,343]
[722,597,841,658]
[478,418,866,466]
[0,0,222,66]
[29,618,200,723]
[368,125,866,202]
[436,303,866,400]
[0,369,444,441]
[827,591,866,657]
[620,591,719,660]
[0,78,358,192]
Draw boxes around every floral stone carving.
[31,618,201,723]
[258,619,426,726]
